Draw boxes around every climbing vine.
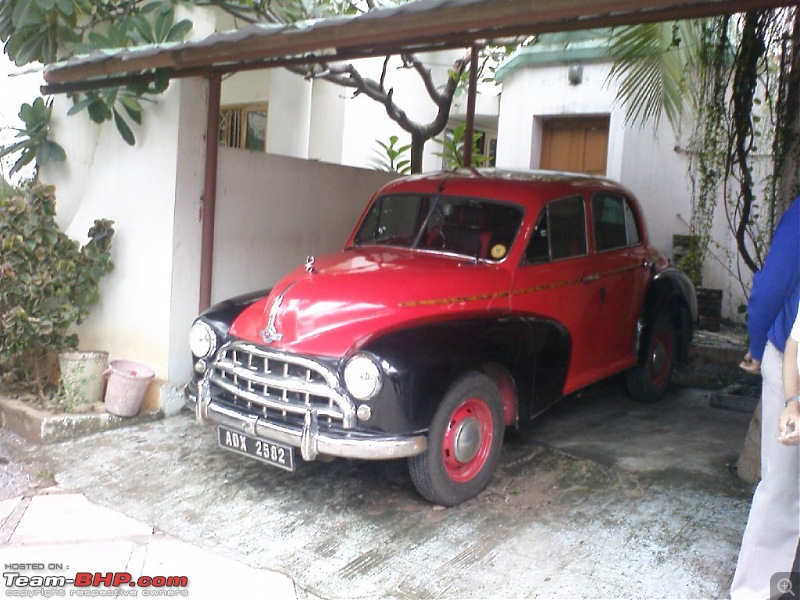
[611,9,799,293]
[729,11,767,275]
[682,17,729,285]
[767,9,800,231]
[682,9,799,295]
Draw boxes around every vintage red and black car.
[185,169,697,506]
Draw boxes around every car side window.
[592,193,634,251]
[624,200,641,245]
[526,210,550,263]
[525,196,587,263]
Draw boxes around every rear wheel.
[409,372,504,506]
[626,313,675,402]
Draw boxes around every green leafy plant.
[51,361,87,412]
[434,124,491,169]
[0,175,21,201]
[0,0,81,66]
[370,135,411,174]
[607,21,701,131]
[0,185,115,397]
[0,0,192,159]
[67,76,170,146]
[0,98,65,176]
[1,1,192,67]
[65,2,190,144]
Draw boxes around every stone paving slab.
[7,493,153,543]
[0,493,300,600]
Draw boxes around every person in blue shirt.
[732,197,800,599]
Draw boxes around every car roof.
[376,168,636,211]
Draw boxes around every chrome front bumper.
[185,380,427,462]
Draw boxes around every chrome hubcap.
[453,417,482,463]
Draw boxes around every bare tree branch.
[379,56,391,89]
[401,52,448,104]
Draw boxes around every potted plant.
[0,184,115,411]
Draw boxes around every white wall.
[220,69,269,105]
[308,79,346,163]
[221,51,474,173]
[496,62,623,173]
[41,82,185,380]
[265,69,312,158]
[38,6,218,386]
[212,149,395,301]
[617,122,693,262]
[220,68,313,159]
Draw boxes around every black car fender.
[197,288,272,344]
[346,314,571,434]
[637,268,697,363]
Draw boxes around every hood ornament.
[305,255,316,274]
[260,282,295,344]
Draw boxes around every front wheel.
[408,372,504,506]
[626,313,675,403]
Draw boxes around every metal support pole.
[199,72,221,312]
[463,44,480,168]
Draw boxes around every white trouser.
[732,342,800,599]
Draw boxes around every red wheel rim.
[648,330,673,389]
[442,397,494,483]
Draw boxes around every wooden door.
[540,117,609,175]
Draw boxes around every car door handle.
[582,274,600,283]
[641,260,654,270]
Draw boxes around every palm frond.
[608,21,702,132]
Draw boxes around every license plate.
[217,426,295,472]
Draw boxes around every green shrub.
[0,176,17,201]
[0,185,114,396]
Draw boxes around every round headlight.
[344,354,383,401]
[189,321,217,359]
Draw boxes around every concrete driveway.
[5,380,753,599]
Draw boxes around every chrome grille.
[208,342,355,428]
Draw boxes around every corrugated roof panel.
[42,0,796,89]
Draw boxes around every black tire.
[626,313,675,403]
[408,372,504,506]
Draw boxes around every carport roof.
[43,0,794,91]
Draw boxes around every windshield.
[352,194,524,262]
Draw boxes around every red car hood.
[228,248,511,357]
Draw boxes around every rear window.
[591,193,641,251]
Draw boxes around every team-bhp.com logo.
[4,569,189,597]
